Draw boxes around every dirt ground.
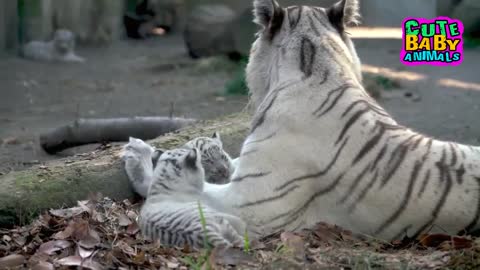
[0,32,480,175]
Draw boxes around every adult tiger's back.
[202,0,480,241]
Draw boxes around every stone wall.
[361,0,438,27]
[0,0,19,54]
[20,0,125,45]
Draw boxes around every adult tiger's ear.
[185,148,200,169]
[327,0,361,32]
[253,0,284,38]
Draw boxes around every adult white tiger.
[201,0,480,241]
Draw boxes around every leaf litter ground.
[0,196,479,269]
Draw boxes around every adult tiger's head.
[246,0,363,109]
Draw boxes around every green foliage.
[224,57,249,96]
[374,75,400,91]
[243,230,251,253]
[197,201,211,250]
[464,35,480,49]
[182,252,210,270]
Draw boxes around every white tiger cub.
[22,29,85,63]
[124,138,246,248]
[123,133,235,198]
[200,0,480,241]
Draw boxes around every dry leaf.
[78,246,95,259]
[49,207,85,219]
[132,251,146,265]
[0,254,25,268]
[38,240,71,255]
[118,214,132,227]
[126,222,140,236]
[70,220,90,241]
[56,256,103,270]
[280,232,306,260]
[78,229,101,249]
[419,234,473,250]
[31,261,55,270]
[2,235,11,242]
[117,240,137,257]
[209,247,254,266]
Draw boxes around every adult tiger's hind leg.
[122,138,156,197]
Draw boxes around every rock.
[452,0,480,37]
[148,0,185,33]
[184,4,237,58]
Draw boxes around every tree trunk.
[0,113,250,228]
[39,117,197,154]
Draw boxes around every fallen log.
[39,117,197,154]
[0,113,250,228]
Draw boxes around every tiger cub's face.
[246,0,363,109]
[183,132,234,185]
[152,147,205,193]
[53,29,76,54]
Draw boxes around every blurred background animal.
[22,29,85,63]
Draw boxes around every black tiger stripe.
[150,182,172,192]
[335,108,370,146]
[375,160,424,235]
[325,37,353,65]
[241,149,258,157]
[462,177,480,234]
[341,100,390,118]
[313,83,354,116]
[417,169,431,198]
[411,136,424,151]
[339,164,371,204]
[275,137,349,191]
[352,125,386,165]
[244,132,277,146]
[311,7,334,32]
[456,164,466,184]
[379,135,418,188]
[300,37,316,77]
[287,6,302,30]
[251,80,300,134]
[412,148,453,238]
[270,173,345,230]
[315,84,352,118]
[238,185,299,208]
[449,142,458,166]
[231,172,271,182]
[317,69,330,85]
[307,14,321,36]
[349,169,380,211]
[370,139,390,172]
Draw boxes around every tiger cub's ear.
[212,132,223,145]
[184,148,201,169]
[327,0,361,31]
[151,149,164,168]
[253,0,284,38]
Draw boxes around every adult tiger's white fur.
[22,29,85,63]
[201,0,480,241]
[123,138,247,248]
